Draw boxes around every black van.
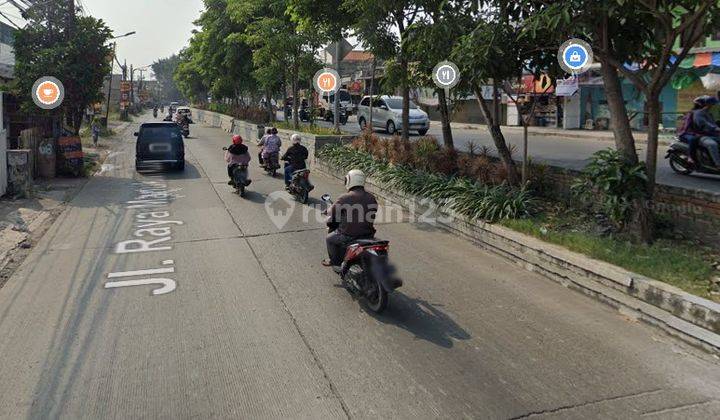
[135,122,185,171]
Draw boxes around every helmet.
[694,95,719,107]
[344,169,366,190]
[291,134,301,144]
[266,128,272,134]
[271,127,278,134]
[232,135,243,145]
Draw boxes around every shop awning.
[671,52,720,69]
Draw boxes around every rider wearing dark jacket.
[322,169,378,268]
[282,134,309,185]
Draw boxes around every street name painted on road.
[106,180,185,296]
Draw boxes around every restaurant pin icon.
[313,68,340,94]
[433,61,460,99]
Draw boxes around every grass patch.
[500,210,718,301]
[275,121,339,136]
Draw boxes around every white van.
[356,95,429,135]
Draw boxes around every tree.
[406,0,475,150]
[346,0,422,141]
[529,0,720,242]
[231,0,321,128]
[152,55,184,103]
[288,0,358,133]
[14,0,112,135]
[453,1,557,185]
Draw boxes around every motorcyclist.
[257,128,272,165]
[225,135,252,186]
[282,134,309,188]
[260,127,282,169]
[680,95,720,166]
[153,105,158,118]
[322,169,378,268]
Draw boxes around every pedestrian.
[91,120,100,147]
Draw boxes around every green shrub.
[318,144,535,222]
[571,149,647,232]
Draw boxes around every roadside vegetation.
[319,134,720,301]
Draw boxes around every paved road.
[1,117,720,418]
[292,113,720,194]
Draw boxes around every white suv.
[357,95,429,135]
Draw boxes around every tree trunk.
[400,57,410,141]
[473,84,519,185]
[265,89,273,122]
[437,88,454,149]
[368,58,376,133]
[292,72,299,129]
[599,61,639,165]
[637,93,662,243]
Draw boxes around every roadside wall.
[543,166,720,245]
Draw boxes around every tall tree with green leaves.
[453,1,558,185]
[406,0,475,150]
[231,0,321,128]
[345,0,422,141]
[14,0,112,135]
[152,55,184,103]
[527,0,720,242]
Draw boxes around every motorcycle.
[321,194,402,313]
[665,137,720,176]
[223,148,251,197]
[262,151,280,177]
[153,109,158,118]
[324,106,348,125]
[287,168,314,204]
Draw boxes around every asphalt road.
[0,117,720,418]
[293,113,720,194]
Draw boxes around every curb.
[315,159,720,355]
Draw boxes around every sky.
[0,0,206,79]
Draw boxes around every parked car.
[356,95,429,135]
[135,122,185,171]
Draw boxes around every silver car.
[357,95,429,135]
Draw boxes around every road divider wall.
[314,157,720,354]
[192,108,353,164]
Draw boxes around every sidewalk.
[0,119,132,290]
[437,120,676,144]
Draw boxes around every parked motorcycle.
[287,168,314,204]
[324,106,348,125]
[321,194,401,313]
[262,152,280,177]
[665,137,720,176]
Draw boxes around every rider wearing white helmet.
[282,134,309,187]
[322,169,379,268]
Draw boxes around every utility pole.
[334,40,340,133]
[105,42,117,125]
[130,64,135,106]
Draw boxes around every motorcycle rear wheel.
[365,276,388,313]
[669,155,693,175]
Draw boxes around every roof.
[343,51,374,62]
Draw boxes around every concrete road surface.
[289,113,720,194]
[1,117,720,419]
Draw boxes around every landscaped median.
[316,143,720,354]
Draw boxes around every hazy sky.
[84,0,205,77]
[0,1,205,79]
